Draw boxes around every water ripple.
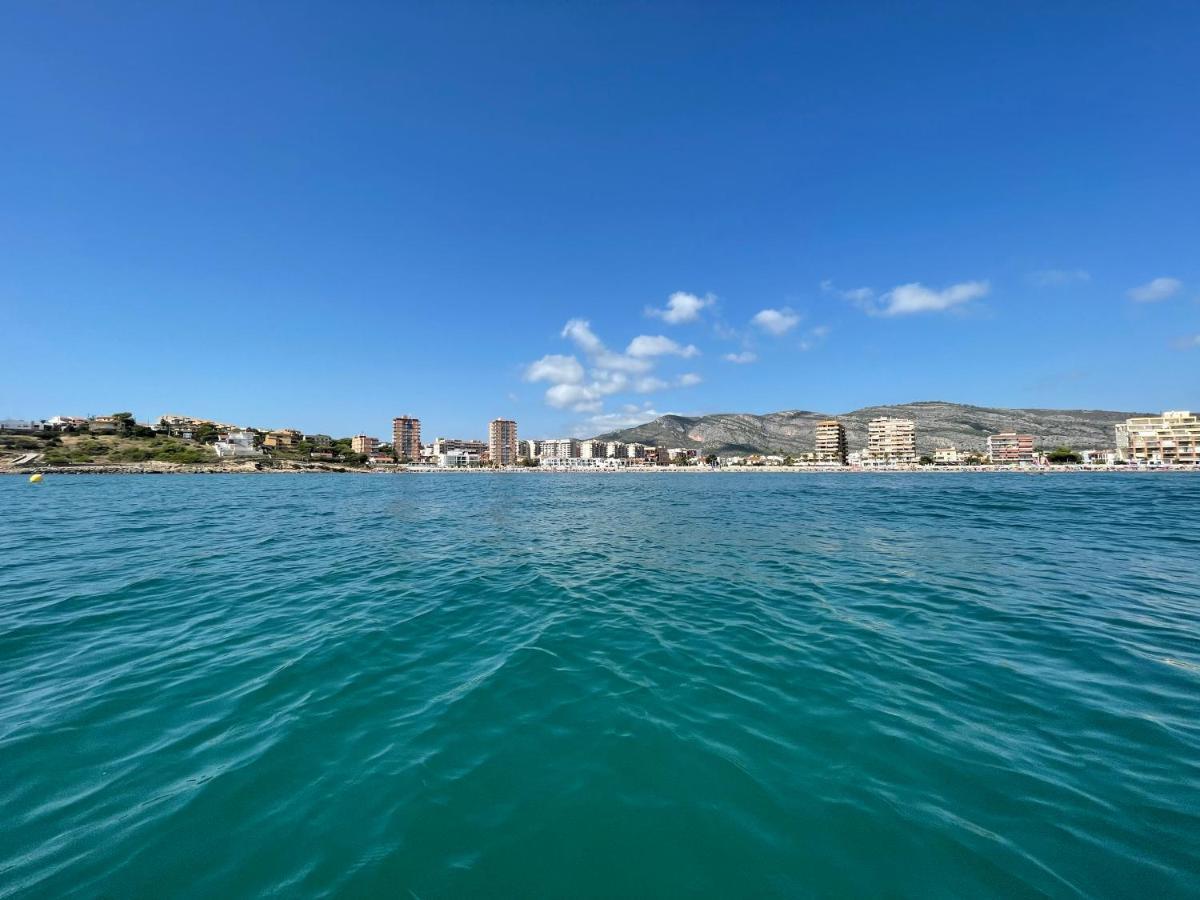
[1,473,1198,897]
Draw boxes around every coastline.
[3,462,1195,476]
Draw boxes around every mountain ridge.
[592,401,1148,455]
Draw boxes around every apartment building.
[814,419,848,464]
[392,416,421,461]
[933,446,963,465]
[578,439,605,459]
[350,434,380,455]
[1115,411,1200,465]
[986,432,1036,465]
[488,418,518,467]
[263,429,303,450]
[433,437,487,456]
[540,438,579,459]
[865,417,917,465]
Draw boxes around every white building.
[1080,449,1119,466]
[540,438,579,459]
[439,449,479,467]
[933,446,963,465]
[214,430,263,458]
[578,439,605,459]
[864,417,917,466]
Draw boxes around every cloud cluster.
[751,308,801,335]
[626,334,698,358]
[1128,277,1182,303]
[825,279,989,316]
[524,318,702,414]
[722,351,757,364]
[646,291,714,324]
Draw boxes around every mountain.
[592,401,1146,456]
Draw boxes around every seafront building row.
[3,410,1198,469]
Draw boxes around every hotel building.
[392,416,421,461]
[814,419,848,464]
[865,417,917,465]
[488,418,518,467]
[1115,411,1200,465]
[986,432,1036,465]
[351,434,380,455]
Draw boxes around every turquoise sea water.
[1,472,1198,898]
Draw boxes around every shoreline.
[3,463,1196,476]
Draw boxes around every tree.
[783,455,795,466]
[705,453,718,466]
[112,412,135,436]
[192,423,219,444]
[1046,446,1081,464]
[919,455,934,465]
[672,453,690,466]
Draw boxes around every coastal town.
[2,409,1198,473]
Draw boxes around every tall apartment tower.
[814,419,848,464]
[865,417,917,465]
[392,416,421,461]
[488,418,518,467]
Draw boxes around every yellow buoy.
[29,473,43,484]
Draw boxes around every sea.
[1,472,1198,898]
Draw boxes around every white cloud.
[676,372,702,387]
[1128,277,1182,303]
[877,281,989,316]
[752,307,801,335]
[646,291,714,324]
[722,351,757,364]
[1031,269,1090,286]
[524,354,583,385]
[626,334,699,358]
[593,352,653,374]
[543,371,629,412]
[821,280,874,307]
[560,318,651,373]
[528,317,705,418]
[561,318,605,354]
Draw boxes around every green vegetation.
[919,455,935,465]
[1046,446,1082,464]
[40,434,216,466]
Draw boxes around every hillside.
[593,401,1146,455]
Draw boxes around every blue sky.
[2,2,1197,439]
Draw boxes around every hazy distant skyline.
[2,3,1197,439]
